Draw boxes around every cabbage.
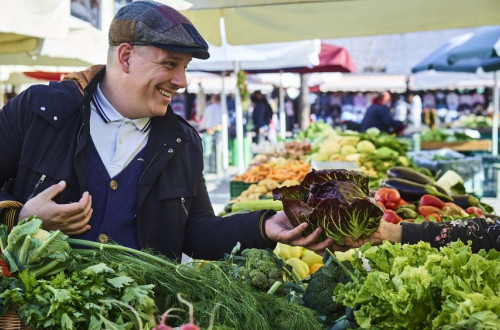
[273,169,382,245]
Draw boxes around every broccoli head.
[239,248,283,291]
[303,257,352,316]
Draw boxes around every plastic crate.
[408,149,483,195]
[229,180,255,199]
[481,155,500,197]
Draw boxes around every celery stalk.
[67,238,173,268]
[17,234,32,268]
[28,230,63,263]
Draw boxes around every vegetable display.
[335,241,500,329]
[0,218,322,330]
[272,169,383,245]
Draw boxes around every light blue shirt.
[90,84,151,178]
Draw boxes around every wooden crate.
[420,140,491,151]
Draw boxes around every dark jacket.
[402,217,500,253]
[0,66,271,260]
[360,103,403,134]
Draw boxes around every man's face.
[127,46,191,118]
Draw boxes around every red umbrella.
[23,71,68,81]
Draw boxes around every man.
[251,90,273,143]
[0,1,331,260]
[360,91,404,134]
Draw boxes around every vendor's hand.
[18,181,93,235]
[345,220,402,248]
[264,211,346,255]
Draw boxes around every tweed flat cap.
[109,0,209,59]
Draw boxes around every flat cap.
[109,0,209,59]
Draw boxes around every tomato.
[382,209,403,224]
[465,206,485,218]
[374,188,401,210]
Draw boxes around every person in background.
[407,92,423,132]
[393,94,409,122]
[0,1,332,261]
[360,91,404,134]
[199,94,222,133]
[251,90,273,143]
[345,217,500,253]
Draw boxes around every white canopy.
[0,16,107,67]
[188,39,320,72]
[0,0,69,54]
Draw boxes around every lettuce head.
[272,169,382,245]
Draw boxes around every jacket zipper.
[180,197,188,217]
[27,174,46,200]
[139,144,167,183]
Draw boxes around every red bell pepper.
[0,259,12,278]
[397,198,409,206]
[419,194,445,209]
[376,200,386,211]
[374,188,401,210]
[465,206,485,218]
[418,205,443,217]
[382,209,402,224]
[425,213,442,222]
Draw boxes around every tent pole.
[234,61,245,174]
[279,70,286,140]
[220,71,229,180]
[493,71,499,157]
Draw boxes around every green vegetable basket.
[0,201,30,329]
[0,307,31,330]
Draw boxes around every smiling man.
[0,1,333,260]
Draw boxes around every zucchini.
[380,178,452,202]
[387,166,434,185]
[380,178,428,201]
[452,194,481,210]
[231,200,283,212]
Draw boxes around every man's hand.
[264,211,347,255]
[344,220,402,248]
[18,181,93,235]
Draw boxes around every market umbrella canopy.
[176,0,500,46]
[246,43,356,74]
[0,16,107,67]
[188,39,321,72]
[411,32,500,74]
[0,0,69,54]
[411,26,500,157]
[448,26,500,64]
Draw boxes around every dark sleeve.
[0,91,29,228]
[184,175,275,260]
[401,217,500,253]
[380,107,404,131]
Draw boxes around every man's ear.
[116,43,133,73]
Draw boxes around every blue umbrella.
[412,26,500,156]
[448,26,500,64]
[412,31,500,74]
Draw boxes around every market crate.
[230,180,255,200]
[420,140,491,152]
[408,149,483,195]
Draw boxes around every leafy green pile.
[272,169,383,245]
[0,263,156,329]
[85,246,323,330]
[1,216,71,278]
[335,241,500,329]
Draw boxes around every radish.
[177,293,200,330]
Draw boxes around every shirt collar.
[93,84,151,132]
